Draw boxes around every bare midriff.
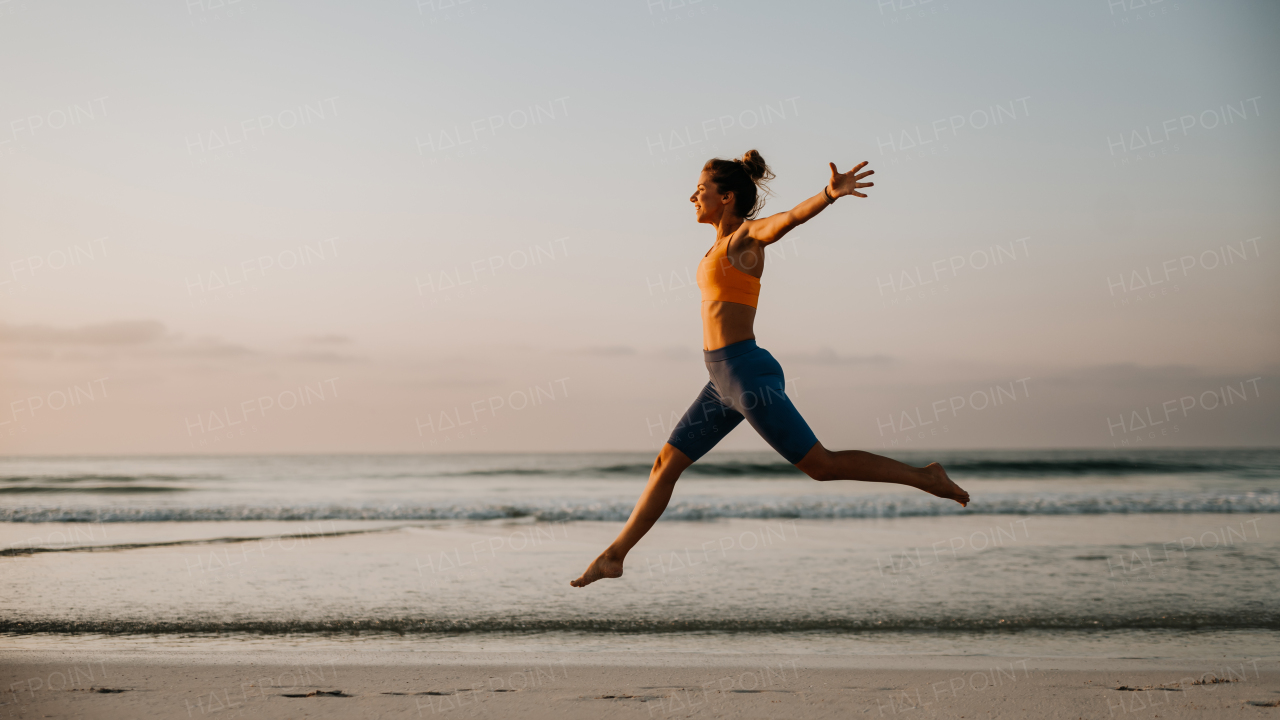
[701,300,756,351]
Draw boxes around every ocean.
[2,449,1277,660]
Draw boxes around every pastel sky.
[1,0,1277,455]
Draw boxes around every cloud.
[780,346,898,366]
[286,351,364,363]
[1036,363,1215,386]
[653,345,694,361]
[177,339,256,358]
[0,321,167,345]
[576,345,637,356]
[301,334,352,345]
[0,321,253,359]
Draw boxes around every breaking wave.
[3,612,1278,635]
[2,491,1275,523]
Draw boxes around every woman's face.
[690,170,733,225]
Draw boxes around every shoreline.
[1,647,1273,671]
[1,650,1275,719]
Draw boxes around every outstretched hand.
[828,161,875,199]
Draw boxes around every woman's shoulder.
[731,221,765,250]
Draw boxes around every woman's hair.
[703,149,775,219]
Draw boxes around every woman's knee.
[794,444,838,481]
[654,444,692,482]
[803,465,838,481]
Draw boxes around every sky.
[1,0,1277,455]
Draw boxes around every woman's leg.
[571,380,745,588]
[569,443,693,587]
[718,347,971,506]
[794,443,970,506]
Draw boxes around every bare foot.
[918,463,970,506]
[570,551,624,587]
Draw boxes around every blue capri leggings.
[666,339,820,464]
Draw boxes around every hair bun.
[702,150,775,219]
[739,149,774,182]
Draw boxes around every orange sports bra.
[697,239,761,308]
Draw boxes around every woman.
[570,151,969,588]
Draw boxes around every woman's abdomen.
[701,300,756,351]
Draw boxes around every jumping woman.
[571,151,970,588]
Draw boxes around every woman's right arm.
[747,161,875,246]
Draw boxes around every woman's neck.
[715,214,744,242]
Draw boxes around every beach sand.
[2,650,1276,719]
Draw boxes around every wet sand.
[1,650,1276,719]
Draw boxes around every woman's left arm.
[748,161,875,245]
